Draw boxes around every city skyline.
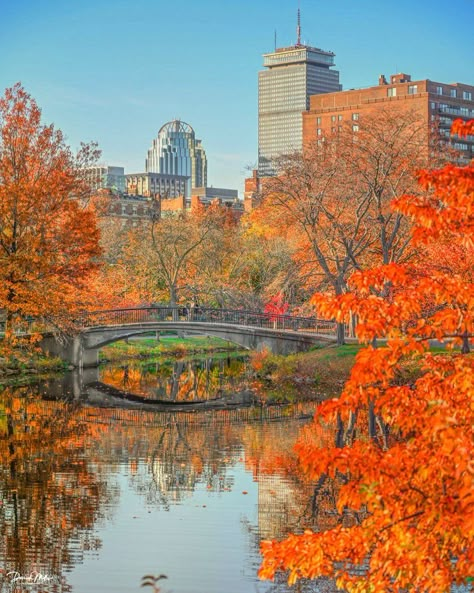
[1,0,473,194]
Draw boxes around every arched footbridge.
[40,306,341,368]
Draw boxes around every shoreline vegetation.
[250,344,361,402]
[0,354,67,387]
[0,336,450,399]
[0,335,361,398]
[0,335,241,386]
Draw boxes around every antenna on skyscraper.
[296,2,301,45]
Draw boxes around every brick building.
[105,192,243,226]
[102,193,157,226]
[303,73,474,162]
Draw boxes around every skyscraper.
[258,12,341,176]
[146,120,207,195]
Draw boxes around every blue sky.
[1,0,473,194]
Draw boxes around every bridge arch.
[83,324,255,352]
[39,307,339,367]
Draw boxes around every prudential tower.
[258,10,341,177]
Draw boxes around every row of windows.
[435,86,472,100]
[316,123,359,135]
[386,85,473,100]
[260,120,301,127]
[259,97,307,104]
[387,85,418,97]
[452,142,471,151]
[434,103,474,117]
[316,112,361,126]
[260,135,301,141]
[313,101,474,133]
[316,114,346,125]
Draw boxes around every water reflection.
[98,354,252,403]
[0,386,119,592]
[0,356,341,593]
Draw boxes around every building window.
[436,86,443,95]
[450,89,457,98]
[332,127,337,133]
[352,113,359,120]
[387,87,397,97]
[338,114,343,121]
[316,117,321,124]
[408,85,418,95]
[317,128,322,136]
[352,124,359,132]
[331,115,336,122]
[463,91,472,100]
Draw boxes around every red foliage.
[264,293,289,321]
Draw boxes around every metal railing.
[0,307,340,338]
[77,306,338,336]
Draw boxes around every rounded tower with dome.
[145,119,207,195]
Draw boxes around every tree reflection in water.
[0,386,118,591]
[99,354,251,402]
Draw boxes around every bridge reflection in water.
[41,306,341,368]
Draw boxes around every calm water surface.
[0,355,337,593]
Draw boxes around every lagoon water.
[0,355,337,593]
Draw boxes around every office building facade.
[258,43,341,177]
[85,166,126,194]
[125,172,189,199]
[145,120,207,195]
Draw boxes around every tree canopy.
[0,83,101,340]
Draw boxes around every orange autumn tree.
[0,83,101,342]
[259,120,474,592]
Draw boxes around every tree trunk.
[368,398,377,442]
[335,412,345,448]
[336,322,345,346]
[335,280,346,345]
[170,286,178,320]
[461,330,470,354]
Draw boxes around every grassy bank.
[99,335,243,363]
[251,345,362,402]
[250,343,458,403]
